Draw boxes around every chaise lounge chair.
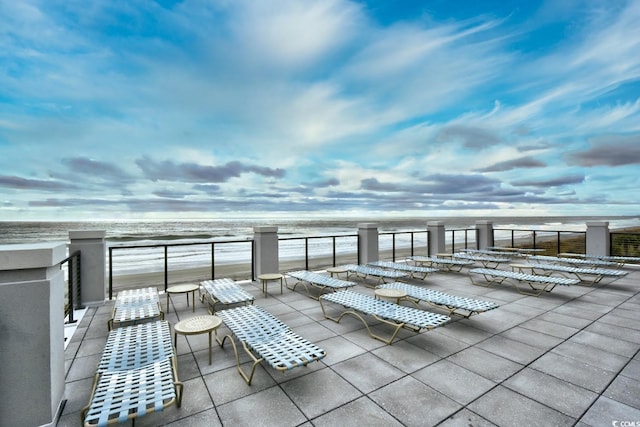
[377,282,499,318]
[286,270,356,300]
[368,261,438,280]
[319,289,450,345]
[200,278,255,313]
[524,263,628,286]
[108,287,164,330]
[344,264,408,285]
[410,255,475,272]
[453,253,510,268]
[82,320,183,426]
[216,305,326,385]
[526,255,620,268]
[468,267,579,296]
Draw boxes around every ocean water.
[1,216,638,276]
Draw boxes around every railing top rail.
[494,228,586,232]
[278,233,358,241]
[108,238,252,250]
[379,230,427,236]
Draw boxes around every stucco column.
[358,223,379,264]
[476,220,494,250]
[69,230,106,307]
[586,221,610,256]
[427,221,445,255]
[253,226,279,277]
[0,242,67,427]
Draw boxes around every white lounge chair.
[108,287,163,330]
[200,278,255,313]
[469,268,579,296]
[319,290,450,345]
[411,255,475,272]
[216,305,326,385]
[453,253,510,268]
[377,282,499,318]
[286,270,355,300]
[525,263,628,286]
[368,261,438,280]
[344,264,407,285]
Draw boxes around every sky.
[1,0,639,221]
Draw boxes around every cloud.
[135,156,286,183]
[511,174,586,188]
[61,157,133,180]
[475,156,546,172]
[436,125,502,149]
[0,175,78,191]
[565,135,640,166]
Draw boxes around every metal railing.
[610,231,640,256]
[379,230,429,260]
[62,250,82,324]
[277,234,359,272]
[447,228,478,253]
[108,239,254,299]
[493,229,587,255]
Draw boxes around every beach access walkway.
[59,265,640,426]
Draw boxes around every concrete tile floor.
[58,264,640,426]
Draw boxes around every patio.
[58,266,640,426]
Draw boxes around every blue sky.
[1,0,639,221]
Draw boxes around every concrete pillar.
[69,230,106,307]
[253,226,279,277]
[476,220,494,250]
[358,223,379,264]
[0,242,67,427]
[427,221,446,255]
[586,221,610,256]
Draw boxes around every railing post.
[475,220,494,250]
[0,242,67,427]
[586,221,610,256]
[253,226,279,276]
[358,223,379,264]
[69,230,106,307]
[428,221,445,255]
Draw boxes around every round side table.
[174,315,222,365]
[166,283,200,314]
[257,273,283,297]
[326,266,348,279]
[374,288,407,304]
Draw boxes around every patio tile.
[369,376,462,427]
[217,385,307,426]
[469,385,574,426]
[519,318,579,339]
[280,367,363,419]
[316,335,367,366]
[569,330,638,357]
[413,359,496,405]
[476,335,546,365]
[440,409,496,426]
[331,353,405,394]
[551,340,630,372]
[434,321,493,345]
[504,367,598,418]
[586,320,640,343]
[406,329,470,358]
[372,339,440,373]
[499,326,564,350]
[312,397,404,426]
[530,352,616,393]
[621,359,640,380]
[535,311,593,329]
[447,347,523,382]
[65,354,100,383]
[552,304,605,321]
[204,364,276,405]
[604,375,640,410]
[165,408,223,427]
[136,376,214,427]
[579,396,640,427]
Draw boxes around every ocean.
[2,216,638,276]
